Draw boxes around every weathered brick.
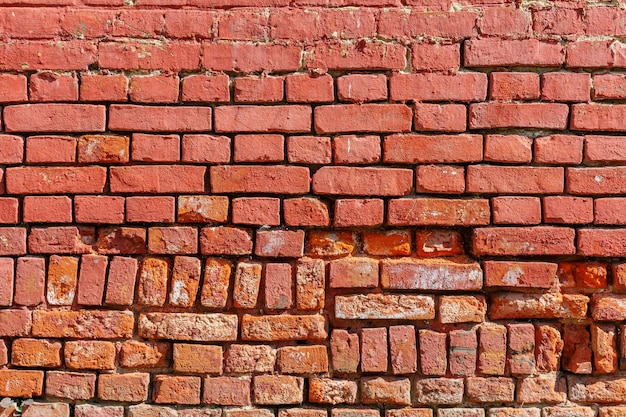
[335,294,435,320]
[45,371,96,400]
[309,378,357,405]
[139,313,238,341]
[361,377,411,406]
[381,257,482,291]
[490,293,589,320]
[253,375,304,405]
[98,373,150,402]
[241,314,327,341]
[33,310,134,339]
[65,340,116,370]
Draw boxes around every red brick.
[440,171,471,196]
[306,41,406,71]
[390,73,487,102]
[543,196,593,224]
[466,377,515,403]
[181,134,230,164]
[286,74,334,103]
[440,295,486,324]
[153,375,201,405]
[77,134,129,164]
[224,344,276,373]
[126,196,174,223]
[269,9,322,40]
[485,135,532,163]
[178,196,228,224]
[420,330,447,376]
[278,345,328,374]
[572,103,626,131]
[137,257,169,306]
[485,261,557,289]
[287,136,332,164]
[241,314,327,341]
[46,255,78,305]
[109,105,211,132]
[0,228,26,256]
[131,134,179,162]
[29,226,93,254]
[200,258,230,309]
[533,8,584,35]
[61,10,114,38]
[490,293,589,320]
[586,6,626,35]
[32,310,133,339]
[0,309,31,337]
[77,255,107,306]
[46,371,96,400]
[492,197,541,225]
[361,328,388,373]
[98,373,150,402]
[449,329,477,376]
[0,258,14,306]
[256,230,304,258]
[80,74,128,102]
[284,198,330,227]
[169,256,201,307]
[216,105,310,133]
[119,341,168,369]
[381,257,481,291]
[204,43,301,72]
[233,261,262,309]
[181,74,229,102]
[12,338,61,367]
[0,370,43,397]
[211,165,309,194]
[173,344,222,374]
[0,135,23,164]
[0,41,97,71]
[217,9,268,40]
[592,324,618,374]
[535,135,583,165]
[232,197,280,226]
[338,293,435,320]
[379,10,476,38]
[565,40,624,68]
[470,103,568,129]
[508,323,536,375]
[320,8,376,38]
[490,72,539,101]
[200,227,252,255]
[111,166,205,194]
[99,41,200,71]
[111,10,164,38]
[74,196,124,224]
[388,198,490,226]
[595,198,626,225]
[29,72,78,102]
[203,377,250,406]
[465,39,564,66]
[65,340,116,370]
[333,135,380,164]
[414,103,466,132]
[104,256,138,306]
[478,325,507,375]
[234,134,284,162]
[330,330,360,374]
[412,42,460,72]
[536,324,563,373]
[5,104,105,133]
[389,325,417,375]
[25,135,75,163]
[568,167,626,195]
[23,196,71,223]
[308,378,356,404]
[129,74,179,103]
[97,227,146,255]
[264,263,292,310]
[14,257,45,306]
[467,166,563,194]
[337,74,387,103]
[0,74,27,103]
[415,230,463,258]
[593,74,626,99]
[480,6,530,35]
[335,199,383,227]
[585,135,626,163]
[543,72,590,102]
[313,166,411,196]
[385,134,482,163]
[315,104,410,134]
[578,229,626,257]
[473,226,575,256]
[234,76,284,103]
[329,257,378,289]
[7,166,105,195]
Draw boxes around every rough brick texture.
[0,2,624,416]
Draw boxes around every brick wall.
[0,1,625,416]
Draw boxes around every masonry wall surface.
[0,0,626,416]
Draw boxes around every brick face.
[0,2,625,414]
